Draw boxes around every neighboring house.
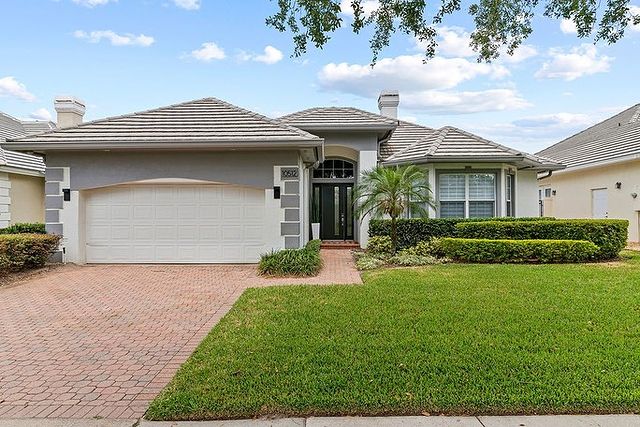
[4,92,562,264]
[537,104,640,242]
[0,112,54,228]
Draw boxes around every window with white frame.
[438,172,496,218]
[506,174,515,217]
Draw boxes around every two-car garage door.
[85,184,266,263]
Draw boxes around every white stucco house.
[0,112,55,228]
[4,91,563,264]
[537,103,640,242]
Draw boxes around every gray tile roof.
[9,98,321,146]
[385,126,563,169]
[537,104,640,169]
[278,107,398,130]
[379,120,434,159]
[0,112,51,173]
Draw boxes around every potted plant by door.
[312,193,321,240]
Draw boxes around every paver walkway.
[0,249,360,420]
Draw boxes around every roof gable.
[385,126,562,169]
[9,98,322,147]
[278,107,398,130]
[0,112,49,173]
[537,104,640,169]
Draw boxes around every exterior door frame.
[313,183,354,241]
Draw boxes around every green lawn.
[146,251,640,420]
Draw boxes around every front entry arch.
[311,158,356,241]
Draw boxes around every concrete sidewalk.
[3,415,640,427]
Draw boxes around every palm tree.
[353,165,435,252]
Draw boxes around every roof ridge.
[440,125,523,157]
[205,97,321,140]
[10,97,219,138]
[279,106,398,125]
[10,97,322,142]
[537,103,640,155]
[427,127,451,155]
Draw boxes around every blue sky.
[1,0,639,153]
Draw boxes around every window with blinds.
[438,172,497,218]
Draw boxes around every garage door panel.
[86,184,267,263]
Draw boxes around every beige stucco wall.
[539,158,640,242]
[9,173,45,224]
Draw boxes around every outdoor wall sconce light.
[632,193,638,199]
[63,188,71,202]
[552,190,557,196]
[616,182,622,189]
[273,186,281,199]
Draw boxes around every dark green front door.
[315,184,354,240]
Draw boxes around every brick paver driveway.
[0,250,361,420]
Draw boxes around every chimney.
[378,90,399,119]
[54,96,86,128]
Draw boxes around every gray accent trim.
[281,222,300,236]
[45,195,63,210]
[49,250,63,263]
[284,208,300,221]
[45,182,60,196]
[280,195,299,208]
[45,168,64,182]
[284,181,299,195]
[45,209,59,223]
[285,236,301,249]
[46,223,63,235]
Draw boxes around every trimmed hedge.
[0,223,46,235]
[369,217,555,250]
[438,238,599,263]
[456,219,628,260]
[258,239,323,277]
[0,234,62,272]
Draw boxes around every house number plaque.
[281,168,299,180]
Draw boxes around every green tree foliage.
[266,0,640,62]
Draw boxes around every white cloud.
[414,27,537,63]
[173,0,200,10]
[560,19,577,34]
[72,0,115,7]
[29,108,52,121]
[432,26,475,57]
[188,42,226,62]
[319,54,509,97]
[501,44,538,63]
[340,0,379,17]
[0,76,36,102]
[511,112,593,128]
[402,89,530,114]
[238,45,284,65]
[74,30,154,47]
[535,44,612,80]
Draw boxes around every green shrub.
[401,239,443,257]
[369,217,554,250]
[438,238,599,263]
[258,239,322,277]
[388,252,442,267]
[0,223,46,235]
[0,234,62,272]
[366,235,393,255]
[355,254,387,270]
[456,219,628,260]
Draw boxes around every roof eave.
[285,123,397,132]
[383,155,565,169]
[2,139,324,152]
[0,165,44,176]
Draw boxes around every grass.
[146,251,640,420]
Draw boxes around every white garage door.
[85,184,266,263]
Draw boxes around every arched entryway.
[311,158,356,241]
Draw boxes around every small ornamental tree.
[353,165,434,252]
